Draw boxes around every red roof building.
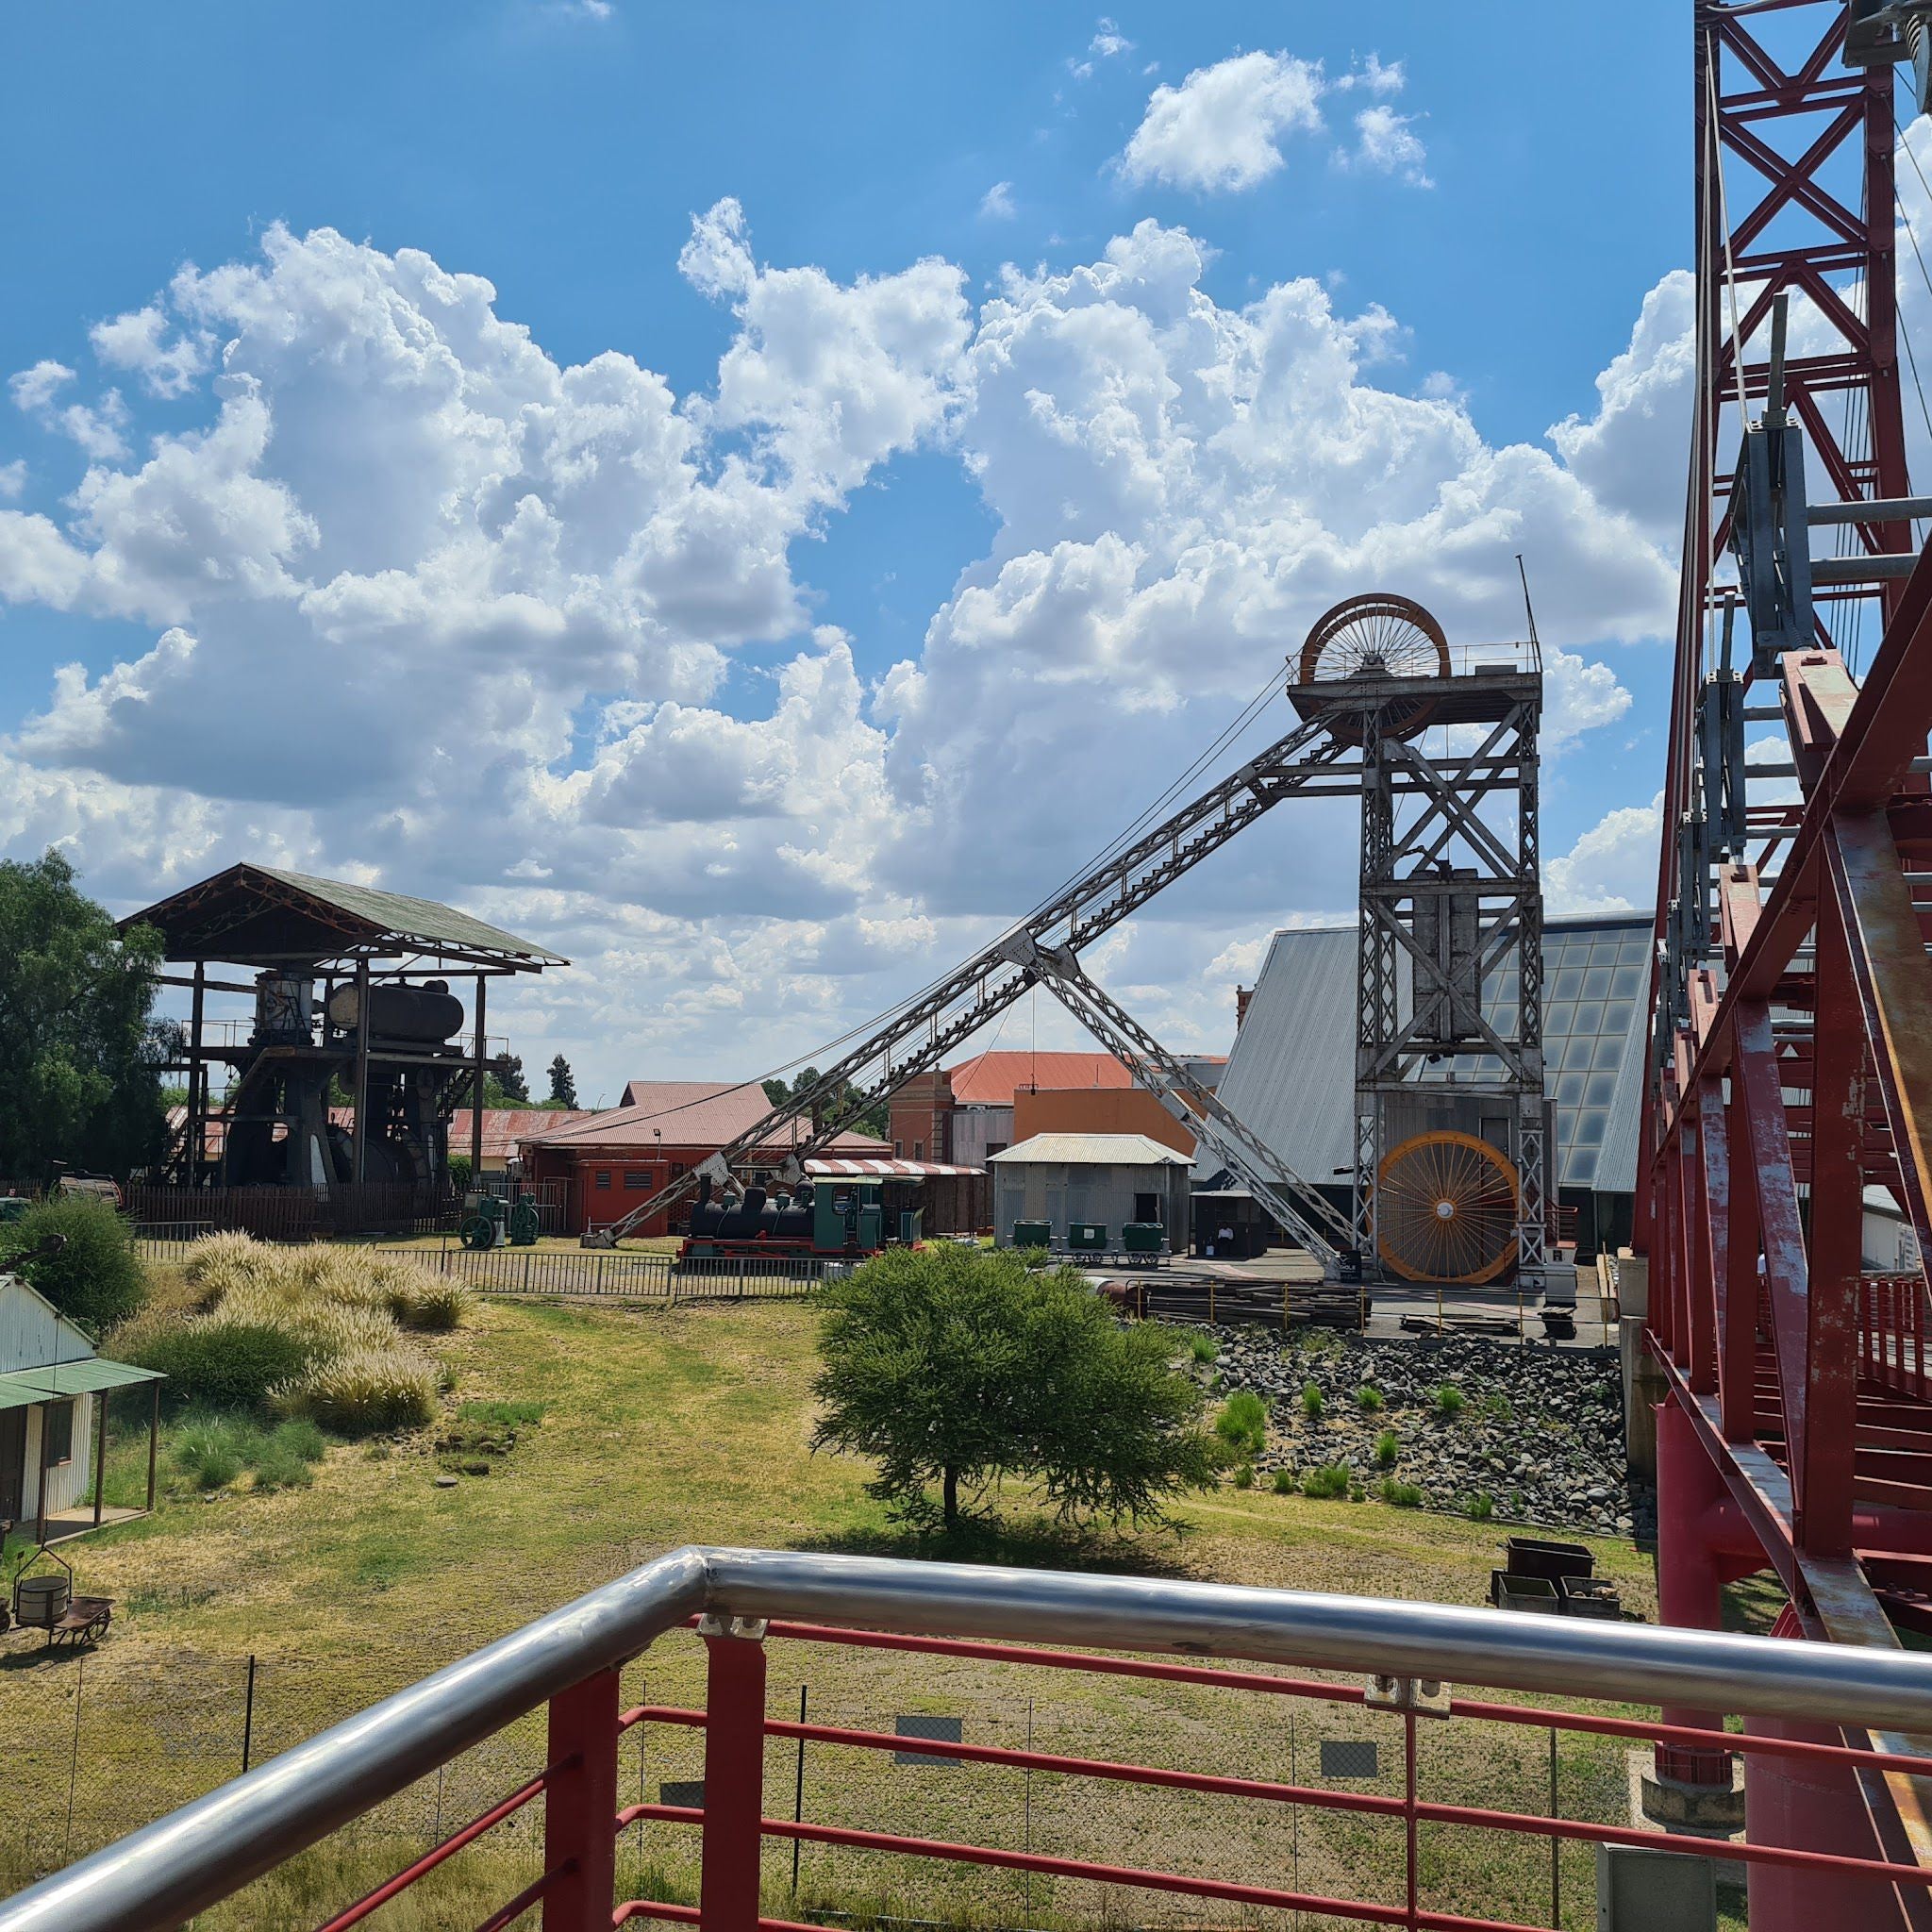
[943,1051,1134,1106]
[518,1081,890,1237]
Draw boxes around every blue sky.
[0,2,1697,1089]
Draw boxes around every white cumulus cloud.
[1116,52,1326,193]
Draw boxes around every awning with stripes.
[805,1158,985,1179]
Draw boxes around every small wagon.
[10,1548,113,1649]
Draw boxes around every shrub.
[125,1319,312,1411]
[1466,1491,1495,1522]
[1355,1384,1384,1414]
[1272,1467,1295,1494]
[1374,1427,1400,1468]
[182,1230,280,1292]
[1232,1463,1254,1490]
[1301,1382,1324,1420]
[173,1414,251,1491]
[1433,1383,1466,1419]
[275,1348,439,1435]
[285,1247,386,1309]
[2,1193,146,1332]
[1378,1478,1423,1508]
[1187,1332,1218,1365]
[1301,1462,1351,1499]
[1214,1391,1268,1460]
[1016,1246,1054,1273]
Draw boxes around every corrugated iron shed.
[1213,914,1653,1199]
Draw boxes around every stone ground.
[1201,1322,1653,1540]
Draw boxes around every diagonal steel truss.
[1008,938,1354,1264]
[586,716,1360,1244]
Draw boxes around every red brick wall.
[888,1070,954,1163]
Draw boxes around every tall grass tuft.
[275,1348,439,1434]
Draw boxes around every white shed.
[0,1274,164,1543]
[990,1133,1192,1248]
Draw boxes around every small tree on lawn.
[548,1055,578,1109]
[812,1245,1217,1530]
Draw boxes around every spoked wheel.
[1374,1130,1520,1285]
[1295,593,1450,743]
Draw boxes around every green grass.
[2,1291,1661,1930]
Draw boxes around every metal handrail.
[9,1544,1932,1932]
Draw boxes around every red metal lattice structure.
[1641,2,1932,1925]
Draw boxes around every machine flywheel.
[1374,1129,1520,1286]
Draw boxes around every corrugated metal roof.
[1210,914,1654,1199]
[944,1051,1133,1107]
[0,1357,164,1414]
[255,868,567,963]
[989,1133,1192,1167]
[523,1080,886,1156]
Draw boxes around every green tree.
[547,1054,578,1109]
[812,1245,1217,1529]
[495,1055,530,1103]
[0,1193,146,1334]
[0,851,171,1182]
[761,1065,889,1141]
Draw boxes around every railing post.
[543,1666,621,1932]
[699,1614,769,1932]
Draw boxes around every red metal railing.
[291,1613,1932,1932]
[1861,1271,1932,1400]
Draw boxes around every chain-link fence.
[1,1623,1665,1932]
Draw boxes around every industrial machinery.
[678,1175,885,1263]
[459,1192,541,1250]
[1287,591,1552,1297]
[589,597,1551,1315]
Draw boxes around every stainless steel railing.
[8,1545,1932,1932]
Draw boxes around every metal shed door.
[0,1407,24,1524]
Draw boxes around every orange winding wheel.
[1295,593,1450,744]
[1374,1129,1520,1286]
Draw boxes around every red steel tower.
[1645,2,1932,1922]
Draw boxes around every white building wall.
[21,1394,94,1519]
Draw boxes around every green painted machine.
[460,1192,541,1250]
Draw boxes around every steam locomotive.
[680,1174,903,1262]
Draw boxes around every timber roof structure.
[119,864,567,972]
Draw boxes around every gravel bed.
[1199,1324,1654,1539]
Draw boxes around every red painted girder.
[1736,997,1815,1506]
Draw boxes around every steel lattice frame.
[1348,675,1548,1287]
[1643,1,1932,1909]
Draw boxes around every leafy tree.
[813,1245,1217,1529]
[495,1055,531,1103]
[547,1055,578,1109]
[0,851,171,1183]
[761,1065,889,1141]
[0,1193,147,1334]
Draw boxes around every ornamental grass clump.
[127,1232,458,1439]
[275,1348,440,1434]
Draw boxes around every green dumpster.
[1122,1223,1164,1254]
[1012,1219,1052,1248]
[1068,1223,1108,1252]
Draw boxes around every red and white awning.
[805,1158,984,1179]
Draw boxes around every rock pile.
[1199,1325,1650,1539]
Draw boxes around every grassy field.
[0,1290,1706,1931]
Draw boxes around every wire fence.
[0,1630,1648,1930]
[128,1233,836,1302]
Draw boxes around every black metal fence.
[368,1245,837,1302]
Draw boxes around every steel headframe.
[1330,671,1548,1290]
[1642,2,1932,1911]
